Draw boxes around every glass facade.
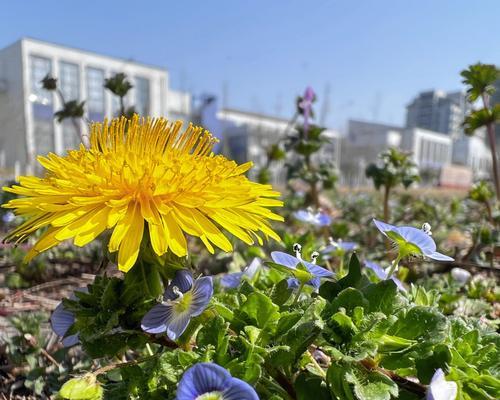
[86,67,105,121]
[59,61,79,101]
[30,55,54,156]
[59,61,81,150]
[135,76,150,115]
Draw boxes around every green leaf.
[346,365,398,400]
[59,375,103,400]
[461,63,499,101]
[122,262,163,305]
[364,280,405,315]
[415,344,452,384]
[271,278,294,306]
[237,292,280,332]
[295,372,331,400]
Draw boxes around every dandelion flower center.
[3,115,283,272]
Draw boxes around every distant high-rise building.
[406,90,470,138]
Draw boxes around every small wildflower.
[269,243,333,290]
[50,288,88,347]
[426,369,457,400]
[364,261,406,292]
[322,237,357,254]
[220,258,261,289]
[141,270,213,340]
[298,87,316,133]
[293,207,331,227]
[450,267,471,285]
[373,219,453,262]
[176,362,258,400]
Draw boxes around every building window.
[135,76,150,115]
[59,61,79,101]
[59,62,81,150]
[86,67,105,121]
[30,55,54,156]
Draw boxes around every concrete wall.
[0,41,26,176]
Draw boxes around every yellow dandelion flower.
[2,115,283,272]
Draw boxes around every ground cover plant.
[0,80,498,400]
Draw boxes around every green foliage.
[365,148,420,191]
[104,72,133,98]
[469,180,494,203]
[461,63,499,102]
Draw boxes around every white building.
[452,135,492,179]
[0,37,190,176]
[341,120,403,186]
[401,127,452,172]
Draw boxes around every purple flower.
[373,219,453,262]
[270,244,333,290]
[298,87,315,133]
[426,369,457,400]
[293,208,331,227]
[176,362,258,400]
[364,261,406,292]
[220,258,261,289]
[141,270,213,340]
[50,288,88,347]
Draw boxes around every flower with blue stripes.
[269,243,333,294]
[176,362,258,400]
[373,219,453,262]
[141,270,213,340]
[50,288,88,347]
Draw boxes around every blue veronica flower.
[373,219,454,262]
[50,288,88,347]
[50,301,79,347]
[426,369,457,400]
[141,270,213,340]
[176,362,258,400]
[322,238,358,254]
[270,244,333,290]
[293,208,331,227]
[364,261,406,292]
[220,258,261,289]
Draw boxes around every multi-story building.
[401,127,453,177]
[0,37,190,176]
[406,90,470,138]
[452,135,492,179]
[341,120,403,186]
[209,107,341,185]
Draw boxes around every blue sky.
[1,0,499,131]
